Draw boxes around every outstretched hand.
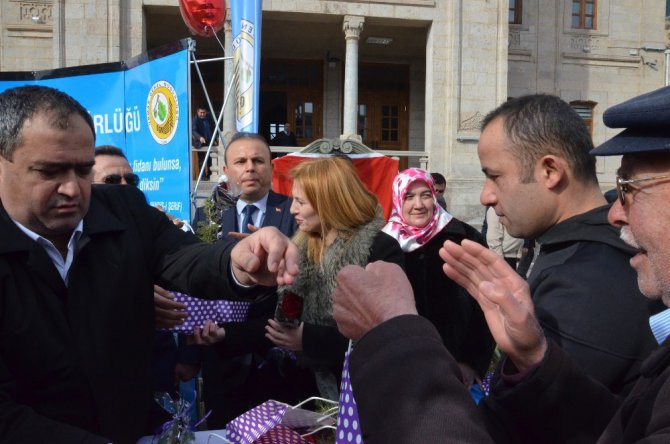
[440,239,546,372]
[333,261,417,340]
[230,226,300,287]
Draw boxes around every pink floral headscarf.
[382,168,453,252]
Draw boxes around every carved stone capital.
[343,15,365,40]
[301,137,371,154]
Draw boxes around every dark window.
[358,64,409,92]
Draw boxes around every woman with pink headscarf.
[383,168,495,387]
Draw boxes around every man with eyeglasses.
[331,86,670,443]
[92,145,188,229]
[0,85,299,443]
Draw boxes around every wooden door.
[358,63,409,169]
[290,93,323,147]
[358,93,409,169]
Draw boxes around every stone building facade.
[0,0,667,224]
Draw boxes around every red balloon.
[179,0,226,37]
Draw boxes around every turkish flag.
[272,153,399,220]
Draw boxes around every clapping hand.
[440,240,547,372]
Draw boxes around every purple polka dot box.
[226,399,337,444]
[165,292,251,333]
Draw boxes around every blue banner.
[48,73,127,149]
[125,50,190,220]
[231,0,262,132]
[0,43,191,221]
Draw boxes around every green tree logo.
[153,93,168,124]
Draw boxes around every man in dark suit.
[192,106,217,179]
[199,132,297,427]
[219,132,296,236]
[0,85,299,444]
[270,122,298,148]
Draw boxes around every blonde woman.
[266,156,404,400]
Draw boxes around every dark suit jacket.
[0,185,252,444]
[219,190,296,236]
[182,190,297,362]
[270,131,298,147]
[210,190,297,355]
[191,116,215,148]
[192,191,296,427]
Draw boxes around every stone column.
[341,15,364,139]
[107,0,121,62]
[223,9,235,143]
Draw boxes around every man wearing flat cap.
[330,86,670,443]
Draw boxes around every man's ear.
[538,155,567,189]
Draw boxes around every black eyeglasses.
[103,173,140,187]
[615,174,670,206]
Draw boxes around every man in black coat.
[270,122,298,148]
[192,106,217,179]
[333,86,670,443]
[473,95,659,396]
[0,85,298,443]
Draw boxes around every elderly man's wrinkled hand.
[230,226,300,287]
[333,261,418,341]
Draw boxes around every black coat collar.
[0,187,128,256]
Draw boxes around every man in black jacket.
[475,95,658,395]
[333,86,670,443]
[192,105,217,179]
[270,122,298,148]
[0,85,298,443]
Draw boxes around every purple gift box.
[226,400,289,444]
[254,424,307,444]
[165,292,250,333]
[226,399,334,444]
